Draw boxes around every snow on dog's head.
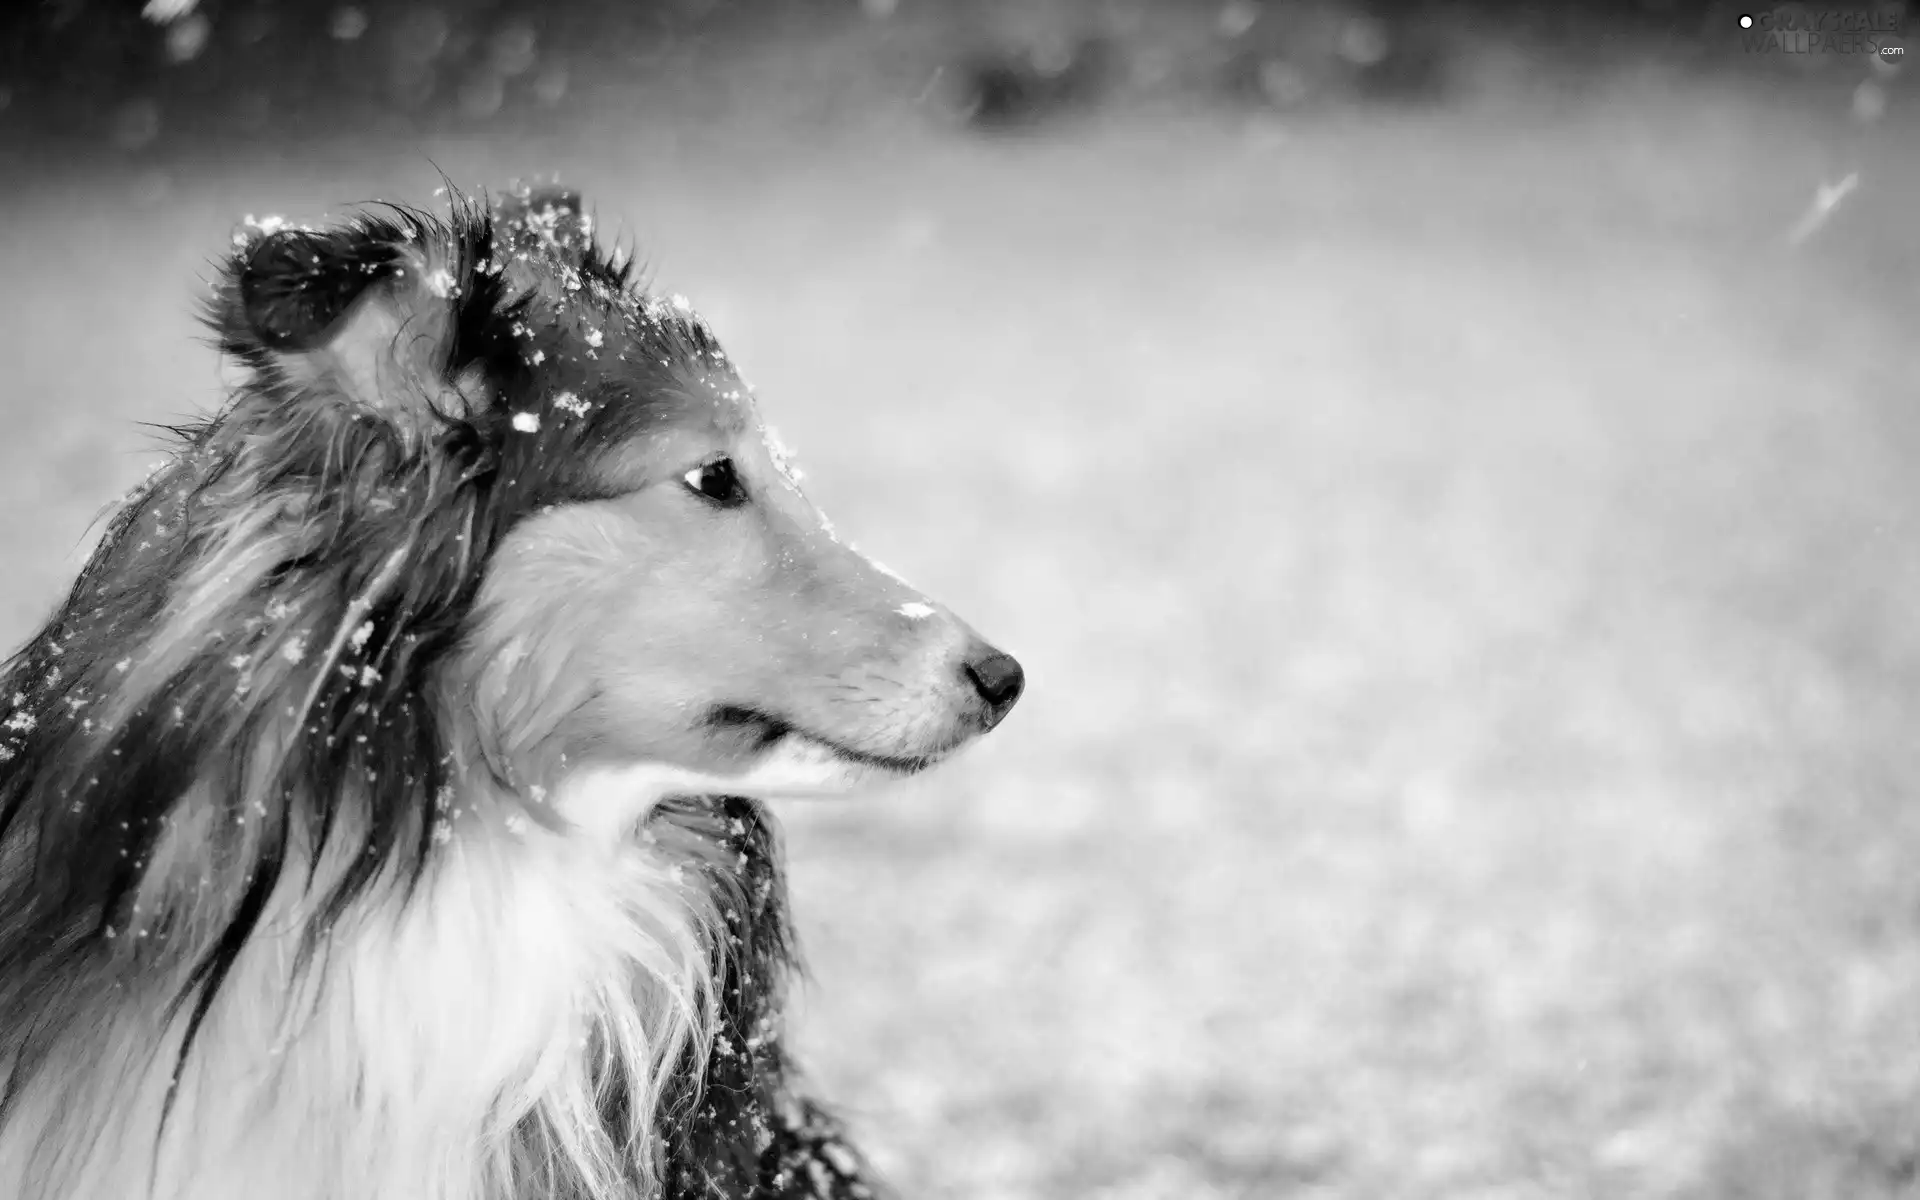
[203,183,1025,817]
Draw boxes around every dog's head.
[218,185,1022,830]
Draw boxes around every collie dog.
[0,185,1023,1200]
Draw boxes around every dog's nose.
[961,645,1025,726]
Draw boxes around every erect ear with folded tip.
[239,228,401,352]
[493,182,594,258]
[227,224,486,430]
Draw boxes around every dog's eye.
[682,458,747,507]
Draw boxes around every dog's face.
[230,187,1021,823]
[481,386,1019,792]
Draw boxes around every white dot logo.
[1739,13,1754,28]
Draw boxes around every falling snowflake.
[348,620,375,652]
[281,634,307,664]
[896,602,935,620]
[552,390,591,417]
[584,328,604,349]
[511,412,541,433]
[1787,173,1861,246]
[423,267,460,298]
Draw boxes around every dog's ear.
[238,227,402,352]
[493,182,595,259]
[224,220,485,429]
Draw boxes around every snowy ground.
[2,25,1919,1199]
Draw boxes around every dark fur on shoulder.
[655,796,887,1200]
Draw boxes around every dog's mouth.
[705,704,956,775]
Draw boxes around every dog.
[0,183,1023,1200]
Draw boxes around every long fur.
[0,187,942,1200]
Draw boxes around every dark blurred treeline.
[0,0,648,144]
[0,0,1903,150]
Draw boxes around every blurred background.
[1,0,1917,1196]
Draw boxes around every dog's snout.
[961,644,1025,727]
